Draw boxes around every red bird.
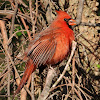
[15,10,76,95]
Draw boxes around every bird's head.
[56,10,76,26]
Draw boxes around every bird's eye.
[64,18,71,22]
[64,18,68,22]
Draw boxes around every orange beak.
[68,19,76,26]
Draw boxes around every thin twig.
[0,70,8,87]
[10,0,18,36]
[31,73,35,100]
[64,89,72,100]
[47,91,61,99]
[7,57,10,100]
[72,54,76,95]
[8,30,27,45]
[74,88,83,100]
[17,0,28,8]
[0,10,14,15]
[75,85,92,100]
[0,79,14,92]
[0,67,8,79]
[29,0,35,34]
[50,83,72,92]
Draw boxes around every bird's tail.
[14,59,36,95]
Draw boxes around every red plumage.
[14,10,76,95]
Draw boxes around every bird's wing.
[24,26,64,66]
[28,26,62,45]
[27,36,57,66]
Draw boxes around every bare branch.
[31,73,35,100]
[72,54,76,94]
[21,75,32,100]
[38,67,57,100]
[76,0,85,25]
[80,22,100,27]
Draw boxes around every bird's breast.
[47,33,70,65]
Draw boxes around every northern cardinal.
[14,9,76,95]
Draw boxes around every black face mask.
[64,18,72,29]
